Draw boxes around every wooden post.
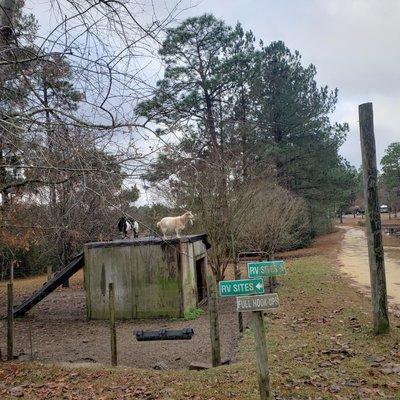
[233,251,243,333]
[252,311,271,400]
[109,282,117,366]
[359,102,390,334]
[28,318,33,360]
[264,255,276,294]
[10,260,14,283]
[177,241,185,318]
[7,282,14,361]
[207,274,221,367]
[47,265,52,281]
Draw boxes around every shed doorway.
[195,257,207,302]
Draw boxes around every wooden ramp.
[12,252,84,318]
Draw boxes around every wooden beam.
[359,102,390,334]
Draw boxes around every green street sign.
[219,278,264,298]
[247,260,286,278]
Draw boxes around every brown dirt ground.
[0,270,250,369]
[0,222,347,372]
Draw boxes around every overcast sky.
[28,0,400,169]
[176,0,400,169]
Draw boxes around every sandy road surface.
[338,225,400,304]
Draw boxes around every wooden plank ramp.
[8,252,84,318]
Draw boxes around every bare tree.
[239,185,310,256]
[0,0,184,278]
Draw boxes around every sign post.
[252,310,271,400]
[218,259,284,400]
[236,293,279,400]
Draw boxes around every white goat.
[157,211,194,239]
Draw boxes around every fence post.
[7,282,14,361]
[47,265,52,281]
[359,102,390,334]
[252,310,271,400]
[109,282,117,366]
[28,317,34,360]
[207,274,221,367]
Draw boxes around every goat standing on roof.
[157,211,194,239]
[118,216,139,239]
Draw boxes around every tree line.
[380,142,400,217]
[3,6,388,282]
[137,14,357,280]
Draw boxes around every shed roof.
[85,233,210,250]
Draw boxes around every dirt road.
[338,224,400,304]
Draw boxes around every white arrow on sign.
[256,282,263,290]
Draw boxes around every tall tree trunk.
[203,89,230,280]
[43,83,57,206]
[0,0,15,45]
[272,110,288,188]
[0,0,16,214]
[43,82,59,278]
[59,172,73,287]
[240,84,248,180]
[0,145,10,209]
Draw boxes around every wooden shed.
[83,234,210,320]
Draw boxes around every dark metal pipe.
[135,328,194,341]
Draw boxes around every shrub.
[184,307,204,320]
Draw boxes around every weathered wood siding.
[84,236,207,320]
[181,242,197,314]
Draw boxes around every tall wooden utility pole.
[359,102,390,334]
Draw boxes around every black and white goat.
[117,216,139,239]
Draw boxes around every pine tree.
[381,142,400,215]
